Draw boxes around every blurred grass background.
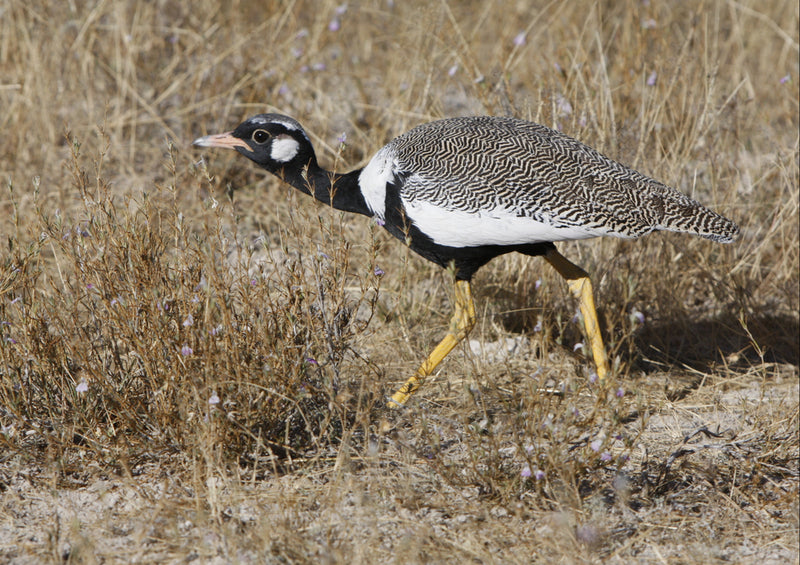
[0,0,797,562]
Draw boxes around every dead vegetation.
[0,1,797,563]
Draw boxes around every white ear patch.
[270,134,300,162]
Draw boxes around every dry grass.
[1,0,798,563]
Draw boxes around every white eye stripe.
[248,115,308,141]
[272,118,299,131]
[270,135,300,163]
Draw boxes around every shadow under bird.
[194,113,739,407]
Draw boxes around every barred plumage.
[194,112,739,407]
[377,116,739,244]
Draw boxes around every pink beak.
[193,132,250,151]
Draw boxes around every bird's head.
[193,113,315,174]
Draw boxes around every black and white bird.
[194,114,739,407]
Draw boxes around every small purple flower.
[534,469,545,481]
[278,83,290,97]
[86,283,94,290]
[589,372,598,384]
[780,74,791,84]
[183,314,194,327]
[5,337,16,344]
[210,324,222,336]
[576,524,600,545]
[632,309,645,324]
[616,387,625,398]
[533,320,542,333]
[521,465,532,478]
[646,70,657,86]
[573,342,584,352]
[10,297,21,305]
[513,32,526,47]
[306,357,318,365]
[76,380,88,394]
[337,132,347,144]
[447,64,458,77]
[291,47,303,59]
[373,217,385,227]
[209,392,220,405]
[251,278,257,286]
[534,279,542,290]
[181,344,193,356]
[572,312,580,323]
[600,452,612,461]
[590,439,602,452]
[373,267,384,277]
[556,94,573,117]
[328,18,340,32]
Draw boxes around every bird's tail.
[658,192,739,243]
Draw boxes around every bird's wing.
[391,117,736,244]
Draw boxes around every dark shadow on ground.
[492,295,798,384]
[633,310,799,373]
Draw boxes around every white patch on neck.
[358,145,398,218]
[270,135,300,163]
[402,200,621,247]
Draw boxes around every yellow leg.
[388,280,476,408]
[544,248,609,381]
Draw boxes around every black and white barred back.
[362,116,738,246]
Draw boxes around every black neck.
[279,159,371,216]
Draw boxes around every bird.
[193,113,739,407]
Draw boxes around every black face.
[193,113,314,174]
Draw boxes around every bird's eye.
[252,129,269,144]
